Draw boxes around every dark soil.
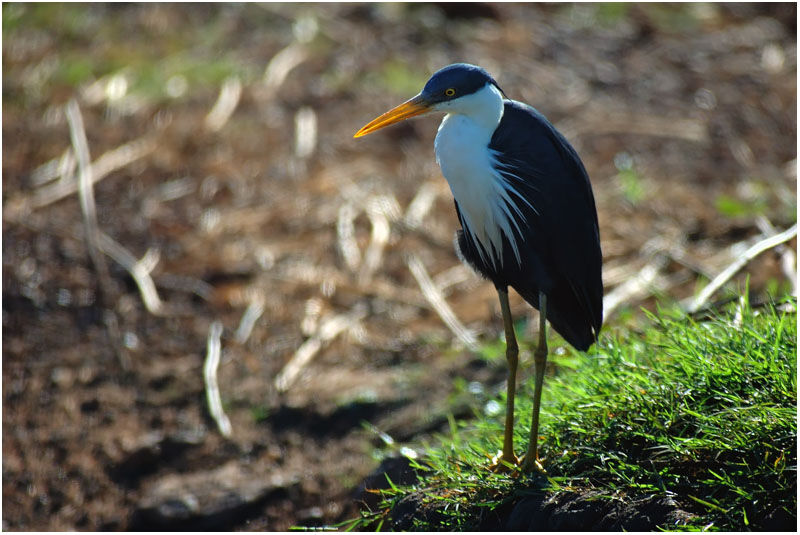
[386,488,694,531]
[3,3,796,531]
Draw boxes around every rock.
[131,461,296,529]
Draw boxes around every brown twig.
[205,76,242,132]
[96,233,167,316]
[336,202,362,272]
[756,216,797,295]
[204,321,232,438]
[274,304,367,392]
[403,181,440,229]
[263,43,307,93]
[293,107,318,158]
[3,136,157,222]
[685,224,798,314]
[358,195,400,285]
[405,252,479,351]
[234,294,266,344]
[65,99,129,370]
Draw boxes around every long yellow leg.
[521,291,548,474]
[490,288,520,470]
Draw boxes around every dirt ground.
[2,3,796,531]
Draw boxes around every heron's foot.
[488,450,520,474]
[519,454,547,475]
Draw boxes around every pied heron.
[354,63,603,473]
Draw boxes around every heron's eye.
[445,88,456,97]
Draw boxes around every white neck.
[433,83,522,269]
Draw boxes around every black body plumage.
[453,99,603,350]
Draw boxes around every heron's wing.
[489,100,603,348]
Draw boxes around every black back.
[454,100,603,350]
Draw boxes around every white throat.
[434,84,528,269]
[433,83,504,133]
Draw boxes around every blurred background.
[2,3,796,530]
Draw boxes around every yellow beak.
[353,94,432,138]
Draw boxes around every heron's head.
[354,63,504,138]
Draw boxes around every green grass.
[345,295,796,531]
[715,193,769,219]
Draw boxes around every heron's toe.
[488,450,521,474]
[519,454,547,475]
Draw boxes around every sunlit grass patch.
[347,296,796,531]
